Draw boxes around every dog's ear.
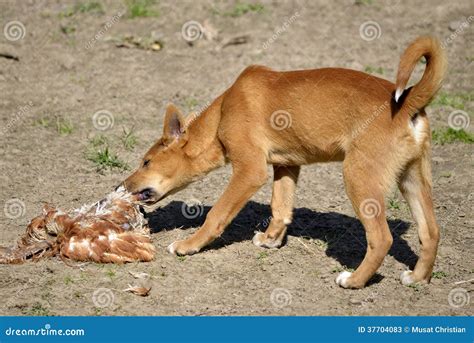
[163,103,186,142]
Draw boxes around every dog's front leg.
[168,158,268,256]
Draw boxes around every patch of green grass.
[355,0,373,5]
[76,1,104,13]
[177,256,186,262]
[23,302,51,316]
[90,134,108,147]
[430,92,472,110]
[432,128,474,145]
[59,1,104,17]
[121,127,138,151]
[185,97,199,110]
[125,0,160,18]
[64,275,74,285]
[56,118,74,135]
[407,283,421,291]
[388,198,401,210]
[34,117,51,128]
[86,146,129,172]
[225,2,264,17]
[257,251,269,260]
[364,65,384,75]
[105,268,116,279]
[432,271,448,279]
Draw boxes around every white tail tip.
[395,88,403,102]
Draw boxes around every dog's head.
[122,104,194,205]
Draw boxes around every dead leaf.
[123,285,151,297]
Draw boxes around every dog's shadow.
[146,201,417,281]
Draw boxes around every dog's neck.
[184,94,227,177]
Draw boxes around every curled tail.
[394,36,447,115]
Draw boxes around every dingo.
[123,36,446,288]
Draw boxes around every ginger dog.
[123,36,446,288]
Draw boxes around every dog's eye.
[143,159,150,167]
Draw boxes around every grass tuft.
[388,198,401,210]
[125,0,160,18]
[225,2,264,17]
[23,302,51,316]
[430,92,473,110]
[432,271,448,279]
[355,0,374,5]
[59,1,104,17]
[121,127,138,151]
[56,118,74,135]
[90,134,108,147]
[432,128,473,145]
[86,146,129,172]
[64,275,74,285]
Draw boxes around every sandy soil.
[0,0,472,316]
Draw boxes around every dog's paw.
[167,240,199,256]
[400,270,430,286]
[400,270,415,285]
[252,232,283,249]
[335,271,353,288]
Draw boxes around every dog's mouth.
[134,188,160,205]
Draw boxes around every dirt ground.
[0,0,472,316]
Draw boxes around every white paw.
[252,232,282,249]
[167,241,178,255]
[400,270,415,285]
[252,232,265,247]
[336,271,353,288]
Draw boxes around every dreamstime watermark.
[5,323,85,337]
[359,198,381,219]
[352,101,389,138]
[448,288,470,308]
[185,100,212,127]
[270,110,292,130]
[85,9,125,50]
[448,110,470,131]
[1,101,33,135]
[270,288,292,308]
[92,288,114,308]
[4,199,26,219]
[3,20,26,41]
[181,198,204,219]
[262,11,300,50]
[441,16,474,49]
[359,21,382,41]
[181,20,203,42]
[92,110,114,131]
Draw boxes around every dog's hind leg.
[253,165,300,248]
[336,152,394,289]
[398,150,440,285]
